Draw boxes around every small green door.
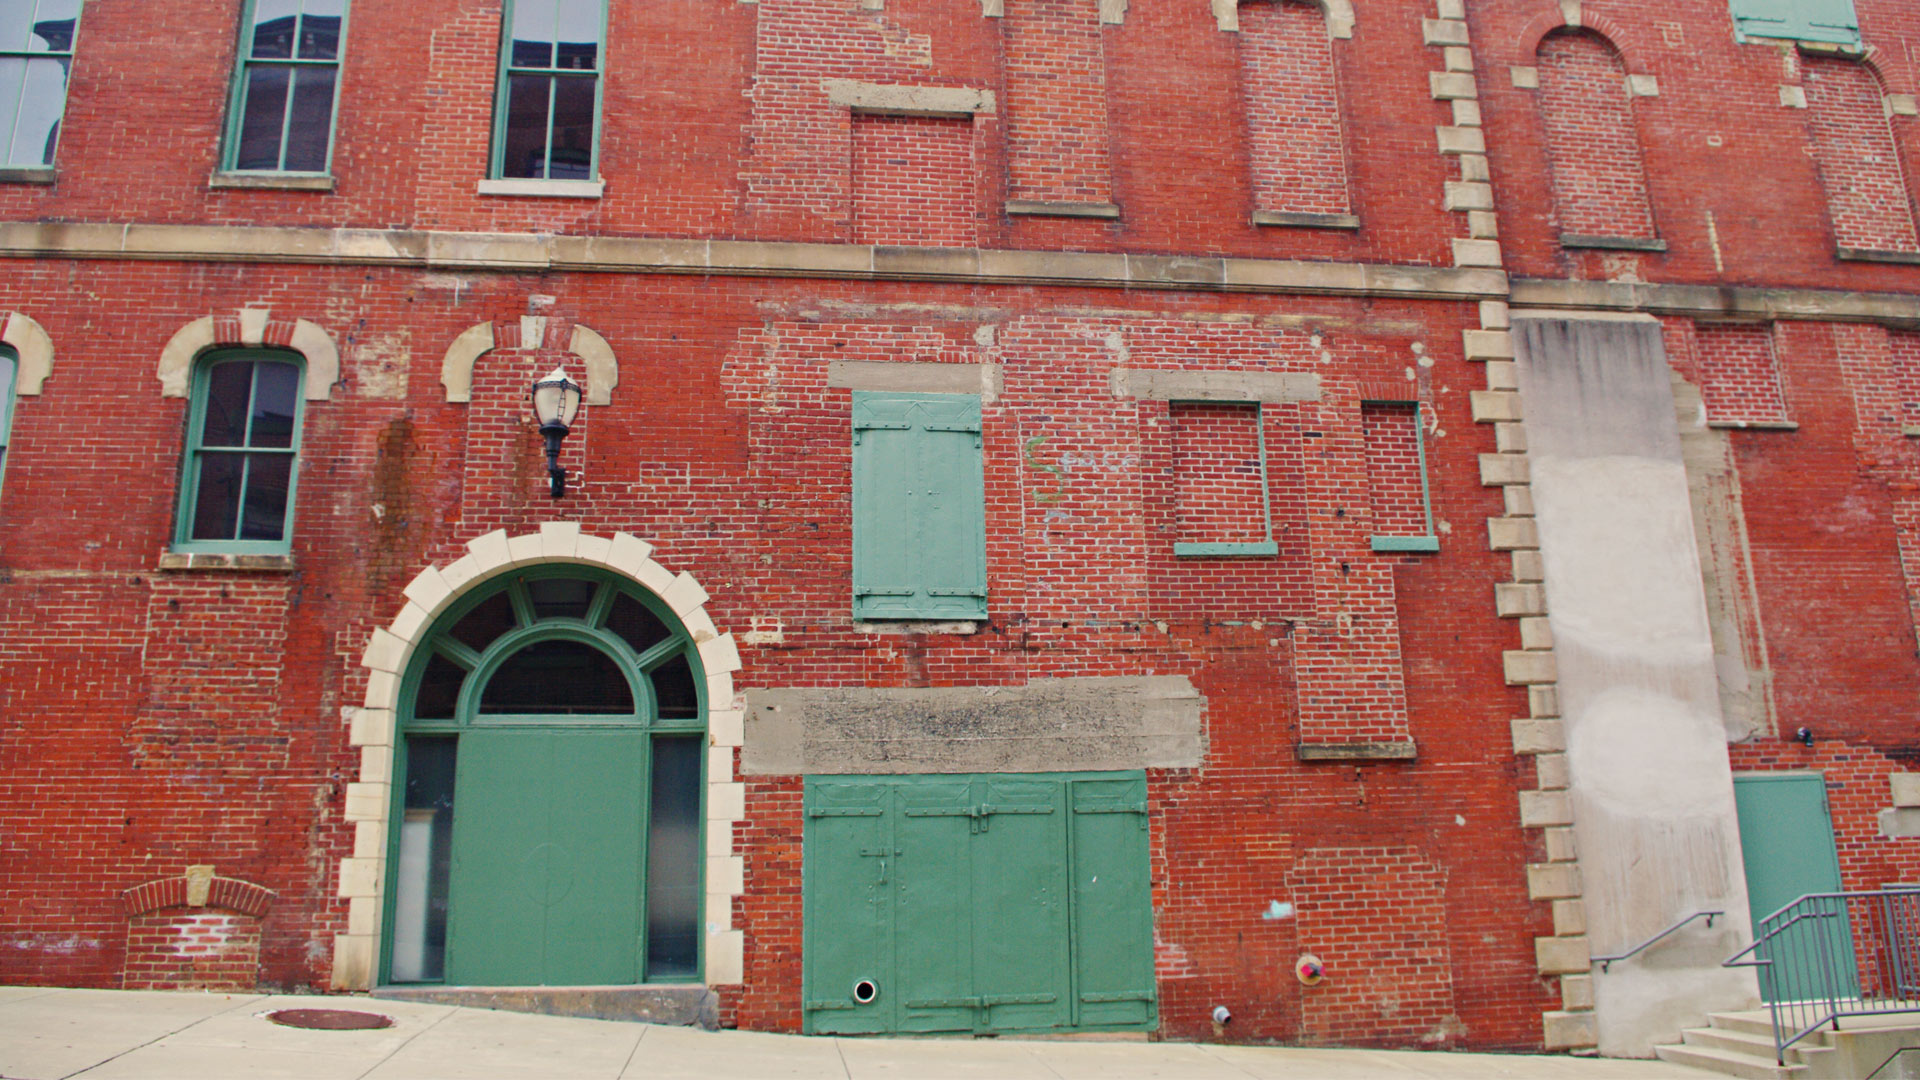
[803,772,1155,1035]
[446,728,646,985]
[1069,777,1156,1027]
[1733,773,1854,1003]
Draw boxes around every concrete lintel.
[1111,367,1321,403]
[822,79,995,117]
[742,677,1205,775]
[829,360,1001,399]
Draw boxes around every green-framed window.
[223,0,348,173]
[0,0,81,168]
[1362,398,1439,554]
[173,351,304,554]
[0,346,15,502]
[492,0,604,180]
[851,391,988,621]
[1729,0,1859,48]
[386,567,707,986]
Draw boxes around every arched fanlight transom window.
[387,567,706,988]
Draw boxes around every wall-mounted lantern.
[530,366,583,498]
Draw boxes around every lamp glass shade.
[532,367,582,429]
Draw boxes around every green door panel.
[803,780,893,1035]
[895,779,978,1033]
[972,777,1069,1032]
[1729,0,1859,46]
[447,729,645,986]
[802,772,1152,1036]
[1733,773,1855,1003]
[1070,777,1157,1028]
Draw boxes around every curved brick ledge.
[123,873,275,918]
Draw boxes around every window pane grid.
[228,0,344,173]
[494,0,601,180]
[180,357,302,550]
[0,0,77,168]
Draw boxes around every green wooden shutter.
[852,392,987,621]
[1730,0,1859,46]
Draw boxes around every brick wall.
[1894,331,1920,432]
[1804,56,1919,255]
[1238,0,1350,218]
[1535,29,1655,241]
[1291,847,1456,1045]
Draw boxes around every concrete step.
[371,984,718,1028]
[1654,1042,1807,1080]
[1682,1024,1786,1059]
[1707,1011,1786,1039]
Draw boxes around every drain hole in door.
[853,979,879,1004]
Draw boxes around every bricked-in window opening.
[1804,57,1920,258]
[124,911,263,991]
[1171,401,1277,557]
[1893,331,1920,436]
[851,113,979,247]
[173,350,305,555]
[492,0,604,181]
[1696,323,1793,428]
[1001,0,1115,213]
[1536,29,1660,249]
[1361,400,1437,554]
[0,0,80,169]
[223,0,347,174]
[1238,0,1355,228]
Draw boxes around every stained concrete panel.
[1514,317,1760,1057]
[741,676,1204,775]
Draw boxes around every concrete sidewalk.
[0,988,1715,1080]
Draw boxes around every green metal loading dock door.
[803,772,1156,1035]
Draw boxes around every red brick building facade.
[1,0,1917,1058]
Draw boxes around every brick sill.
[1837,247,1920,265]
[0,167,55,186]
[1560,234,1667,252]
[1253,210,1360,231]
[1297,740,1417,762]
[1706,420,1799,431]
[1005,199,1120,220]
[159,552,296,572]
[211,172,335,192]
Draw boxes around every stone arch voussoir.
[156,310,340,401]
[439,318,619,405]
[2,311,53,395]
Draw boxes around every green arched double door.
[383,567,706,987]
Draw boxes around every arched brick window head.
[1803,57,1920,258]
[1536,30,1658,247]
[1239,0,1355,228]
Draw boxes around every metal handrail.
[1721,888,1920,1066]
[1593,910,1722,973]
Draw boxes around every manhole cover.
[265,1008,393,1031]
